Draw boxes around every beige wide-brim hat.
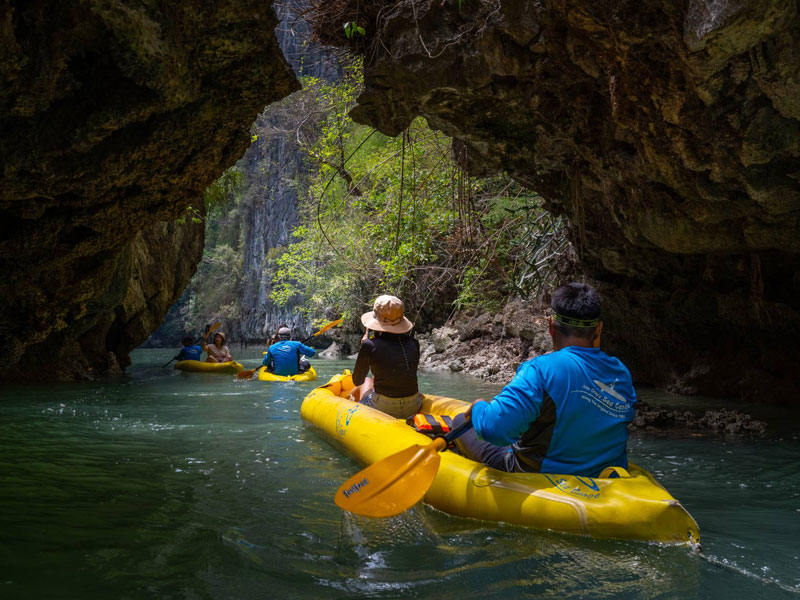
[361,295,414,334]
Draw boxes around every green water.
[1,349,798,599]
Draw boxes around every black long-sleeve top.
[352,332,420,397]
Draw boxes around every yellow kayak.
[174,360,245,374]
[301,372,701,546]
[257,365,317,382]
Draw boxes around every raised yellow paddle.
[162,321,221,368]
[236,318,344,379]
[303,318,343,342]
[335,419,473,517]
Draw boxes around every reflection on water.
[0,348,798,599]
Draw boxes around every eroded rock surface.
[1,0,298,379]
[418,300,552,384]
[631,403,768,435]
[313,0,800,399]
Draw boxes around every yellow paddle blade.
[314,318,343,337]
[208,322,221,334]
[335,438,446,518]
[235,368,257,379]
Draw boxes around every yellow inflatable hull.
[174,360,244,374]
[257,365,317,382]
[301,372,701,546]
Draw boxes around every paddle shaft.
[441,417,474,444]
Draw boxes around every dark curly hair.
[551,282,601,339]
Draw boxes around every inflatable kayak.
[257,365,317,382]
[174,360,245,374]
[301,372,701,546]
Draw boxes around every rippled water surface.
[1,349,798,599]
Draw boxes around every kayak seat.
[407,413,459,450]
[411,413,453,435]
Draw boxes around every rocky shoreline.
[320,298,769,435]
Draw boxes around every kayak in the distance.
[257,365,317,382]
[174,360,245,374]
[301,371,700,547]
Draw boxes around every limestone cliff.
[238,0,341,342]
[0,0,298,380]
[309,0,800,399]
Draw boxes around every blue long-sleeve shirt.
[262,340,316,376]
[471,346,636,476]
[177,345,203,361]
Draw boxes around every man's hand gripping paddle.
[334,418,473,518]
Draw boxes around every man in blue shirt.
[262,327,316,376]
[455,282,636,477]
[176,337,203,361]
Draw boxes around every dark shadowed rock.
[0,0,298,380]
[308,0,800,400]
[631,402,768,435]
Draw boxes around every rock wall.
[10,218,205,380]
[238,0,341,342]
[0,0,298,380]
[417,299,553,384]
[310,0,800,400]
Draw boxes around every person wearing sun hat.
[201,330,233,363]
[350,295,422,418]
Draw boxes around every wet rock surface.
[1,0,298,380]
[631,403,768,435]
[418,300,552,384]
[311,0,800,401]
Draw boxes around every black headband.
[553,311,600,328]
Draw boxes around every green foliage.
[452,188,571,310]
[176,205,203,225]
[267,62,572,324]
[176,168,243,227]
[163,169,247,341]
[162,61,572,344]
[204,168,243,215]
[343,21,365,38]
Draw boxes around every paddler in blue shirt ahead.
[454,282,637,477]
[262,326,316,376]
[176,337,203,362]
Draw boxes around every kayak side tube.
[175,360,245,374]
[301,372,701,546]
[257,365,317,382]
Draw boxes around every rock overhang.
[307,0,800,399]
[0,0,300,380]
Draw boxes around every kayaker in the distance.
[176,337,203,361]
[350,295,422,419]
[268,323,290,346]
[454,282,637,477]
[202,331,234,363]
[263,326,315,376]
